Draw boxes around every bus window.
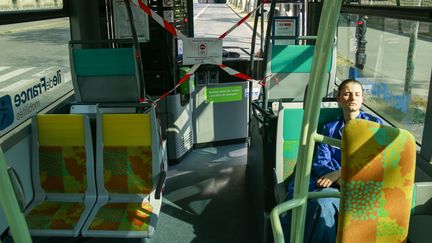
[0,16,72,136]
[336,13,432,144]
[0,0,62,11]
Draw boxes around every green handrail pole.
[0,148,32,243]
[124,0,147,100]
[313,133,341,148]
[290,1,343,243]
[270,198,306,243]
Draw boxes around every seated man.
[284,79,383,243]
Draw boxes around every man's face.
[336,82,363,113]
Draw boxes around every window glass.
[0,17,72,136]
[0,0,63,11]
[337,13,432,143]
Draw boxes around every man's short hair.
[337,79,364,96]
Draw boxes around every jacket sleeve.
[375,116,384,125]
[312,124,339,178]
[312,142,339,178]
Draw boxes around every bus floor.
[5,143,259,243]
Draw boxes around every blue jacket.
[287,111,383,197]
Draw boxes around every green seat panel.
[282,109,303,180]
[283,109,304,141]
[283,140,299,180]
[73,48,136,76]
[318,108,342,131]
[280,108,341,180]
[271,45,332,73]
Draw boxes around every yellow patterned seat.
[81,108,166,240]
[25,114,96,237]
[337,119,416,243]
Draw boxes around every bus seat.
[25,114,96,237]
[274,108,303,203]
[81,108,166,240]
[267,45,334,100]
[318,108,342,132]
[338,119,416,242]
[271,46,320,73]
[274,107,342,203]
[70,47,141,103]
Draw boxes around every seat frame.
[26,114,96,237]
[81,106,166,239]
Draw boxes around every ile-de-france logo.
[0,95,14,131]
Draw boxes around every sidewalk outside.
[226,0,265,37]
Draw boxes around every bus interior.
[0,0,431,242]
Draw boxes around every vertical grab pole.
[290,1,342,243]
[124,0,148,100]
[262,0,277,110]
[0,148,32,243]
[248,0,262,137]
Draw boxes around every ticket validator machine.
[140,0,195,164]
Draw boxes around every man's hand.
[317,170,341,188]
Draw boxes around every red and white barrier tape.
[218,64,254,81]
[152,64,200,103]
[131,0,265,103]
[133,0,187,40]
[218,3,263,39]
[218,64,267,86]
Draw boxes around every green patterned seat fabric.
[88,202,153,231]
[281,109,303,180]
[29,115,90,233]
[281,108,341,181]
[39,146,87,193]
[103,146,153,194]
[337,119,416,243]
[26,202,85,230]
[283,140,300,179]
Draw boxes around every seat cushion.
[26,201,85,230]
[88,202,153,231]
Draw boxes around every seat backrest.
[271,45,322,73]
[33,114,94,197]
[70,47,140,102]
[275,107,342,184]
[338,119,416,243]
[318,108,342,132]
[267,45,334,100]
[98,113,154,195]
[275,108,303,183]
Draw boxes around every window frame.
[339,4,432,166]
[0,0,68,25]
